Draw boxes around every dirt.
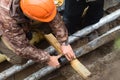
[64,49,120,80]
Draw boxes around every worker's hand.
[61,44,76,61]
[47,55,62,68]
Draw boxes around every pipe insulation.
[24,25,120,80]
[0,9,120,80]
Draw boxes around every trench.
[0,3,120,80]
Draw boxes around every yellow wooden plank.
[0,53,6,63]
[44,33,91,79]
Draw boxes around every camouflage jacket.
[0,0,68,63]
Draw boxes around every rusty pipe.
[0,9,120,80]
[24,25,120,80]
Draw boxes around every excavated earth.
[0,3,120,80]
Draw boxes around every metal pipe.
[0,60,34,80]
[0,9,120,79]
[24,26,120,80]
[0,47,54,80]
[24,25,120,80]
[68,9,120,43]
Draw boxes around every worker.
[63,0,104,34]
[0,0,76,67]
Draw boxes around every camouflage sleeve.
[0,0,49,63]
[48,12,68,44]
[1,22,50,63]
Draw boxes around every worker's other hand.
[61,44,76,61]
[47,55,62,68]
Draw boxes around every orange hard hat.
[20,0,57,22]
